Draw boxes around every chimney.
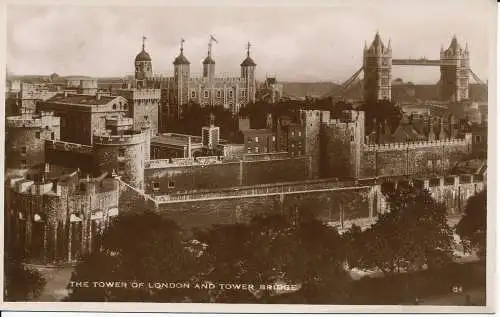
[187,137,193,159]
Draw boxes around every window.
[264,147,268,152]
[204,90,209,98]
[475,135,481,143]
[291,131,295,137]
[35,131,41,139]
[228,90,233,98]
[51,132,55,140]
[153,181,160,191]
[247,147,252,153]
[118,148,125,158]
[436,160,441,167]
[217,90,222,98]
[20,146,27,154]
[254,136,259,142]
[118,162,125,173]
[298,131,302,137]
[112,104,117,110]
[272,136,276,142]
[20,159,27,167]
[427,160,433,168]
[255,147,259,153]
[291,143,295,148]
[168,181,175,189]
[241,90,246,97]
[191,91,196,98]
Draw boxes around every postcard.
[1,0,496,313]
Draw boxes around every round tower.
[173,38,191,112]
[6,110,60,170]
[203,36,216,80]
[93,130,147,190]
[135,36,153,87]
[241,41,257,105]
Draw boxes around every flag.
[210,35,218,43]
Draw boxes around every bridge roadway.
[153,177,390,204]
[391,59,441,66]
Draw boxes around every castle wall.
[155,186,372,231]
[154,173,483,232]
[6,175,119,263]
[360,139,471,178]
[44,140,94,173]
[6,113,61,169]
[144,155,312,195]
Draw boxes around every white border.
[0,0,497,314]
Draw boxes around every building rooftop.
[46,93,116,106]
[152,133,203,147]
[241,128,274,135]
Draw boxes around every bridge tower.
[439,36,470,102]
[363,32,392,104]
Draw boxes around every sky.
[5,0,496,83]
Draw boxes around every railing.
[155,178,370,203]
[392,59,441,66]
[45,140,93,154]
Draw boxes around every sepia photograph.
[1,0,496,313]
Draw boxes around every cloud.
[6,2,494,83]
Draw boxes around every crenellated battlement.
[363,138,469,151]
[189,76,245,84]
[93,131,146,145]
[6,112,60,128]
[145,156,223,169]
[45,140,93,154]
[242,152,291,161]
[118,88,161,100]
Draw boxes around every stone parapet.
[7,112,60,128]
[93,131,146,146]
[45,140,93,154]
[363,138,468,151]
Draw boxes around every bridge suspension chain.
[468,68,485,85]
[323,66,364,99]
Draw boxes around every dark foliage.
[194,212,352,303]
[65,212,199,302]
[360,99,403,133]
[456,190,487,256]
[345,184,454,276]
[4,249,46,301]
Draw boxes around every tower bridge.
[328,32,486,102]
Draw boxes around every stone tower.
[173,38,191,118]
[363,32,392,104]
[440,35,470,102]
[300,109,330,179]
[135,36,153,88]
[203,36,216,80]
[322,110,365,180]
[6,110,60,170]
[240,42,257,104]
[93,130,148,190]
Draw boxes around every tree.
[4,249,46,301]
[456,190,487,257]
[346,183,454,276]
[360,99,403,134]
[194,212,351,304]
[65,212,199,302]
